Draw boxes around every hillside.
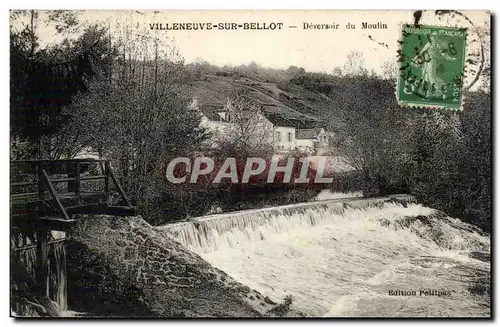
[191,72,338,127]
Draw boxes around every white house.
[194,97,322,153]
[296,128,329,154]
[264,114,322,153]
[272,126,296,151]
[199,105,231,134]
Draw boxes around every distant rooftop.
[199,104,318,129]
[200,104,227,122]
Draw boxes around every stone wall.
[69,214,286,317]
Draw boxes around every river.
[160,197,490,317]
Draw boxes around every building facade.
[194,97,327,154]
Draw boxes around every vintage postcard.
[10,10,491,318]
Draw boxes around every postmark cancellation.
[397,24,467,110]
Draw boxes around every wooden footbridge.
[10,159,136,314]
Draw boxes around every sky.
[12,10,490,77]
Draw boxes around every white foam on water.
[314,190,363,201]
[160,201,490,317]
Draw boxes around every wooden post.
[67,162,80,200]
[108,167,133,207]
[60,242,68,311]
[37,163,45,201]
[42,169,70,220]
[36,229,49,298]
[75,162,81,205]
[104,161,110,205]
[37,163,46,216]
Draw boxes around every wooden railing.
[11,159,137,306]
[10,159,135,229]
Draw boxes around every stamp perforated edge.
[395,22,469,111]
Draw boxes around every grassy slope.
[191,73,337,124]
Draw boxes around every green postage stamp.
[397,24,467,110]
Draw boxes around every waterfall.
[13,233,37,279]
[158,196,490,317]
[162,201,346,253]
[13,233,68,314]
[51,241,67,311]
[160,195,414,253]
[19,247,37,279]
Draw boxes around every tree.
[326,70,491,230]
[10,11,113,158]
[332,66,343,77]
[407,92,491,231]
[59,29,209,224]
[343,51,369,77]
[325,75,411,194]
[380,60,397,80]
[214,88,274,157]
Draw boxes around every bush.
[327,73,490,231]
[330,171,366,193]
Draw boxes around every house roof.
[200,104,319,129]
[192,77,321,126]
[199,104,227,122]
[296,129,317,139]
[265,113,318,129]
[296,128,325,139]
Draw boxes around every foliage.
[318,72,491,230]
[330,171,367,194]
[282,58,490,231]
[407,92,491,231]
[62,42,210,224]
[213,88,274,157]
[10,11,116,157]
[323,76,411,195]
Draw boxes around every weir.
[160,194,416,253]
[159,194,490,317]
